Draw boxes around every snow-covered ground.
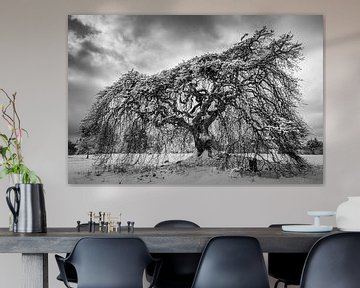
[68,154,323,185]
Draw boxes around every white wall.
[0,0,359,287]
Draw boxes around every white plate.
[307,211,336,217]
[338,227,360,232]
[282,225,333,232]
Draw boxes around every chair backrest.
[155,219,200,228]
[268,224,308,285]
[67,237,154,288]
[191,236,270,288]
[151,220,201,287]
[300,232,360,288]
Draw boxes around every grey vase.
[6,183,47,233]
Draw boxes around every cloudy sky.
[68,15,323,141]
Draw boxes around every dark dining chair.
[55,237,160,288]
[56,262,77,284]
[147,220,201,288]
[191,236,270,288]
[268,224,308,288]
[300,232,360,288]
[56,223,99,284]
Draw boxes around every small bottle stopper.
[88,211,93,232]
[127,221,135,233]
[77,221,81,232]
[98,211,103,231]
[101,212,106,232]
[105,222,110,233]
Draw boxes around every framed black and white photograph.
[68,15,323,185]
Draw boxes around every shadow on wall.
[327,32,360,47]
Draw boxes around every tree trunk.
[193,129,213,157]
[191,102,225,157]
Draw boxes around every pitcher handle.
[6,186,20,224]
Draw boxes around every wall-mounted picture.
[68,15,323,185]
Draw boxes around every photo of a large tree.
[68,15,323,185]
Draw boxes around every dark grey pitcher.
[6,183,47,233]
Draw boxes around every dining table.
[0,226,339,288]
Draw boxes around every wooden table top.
[0,227,339,253]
